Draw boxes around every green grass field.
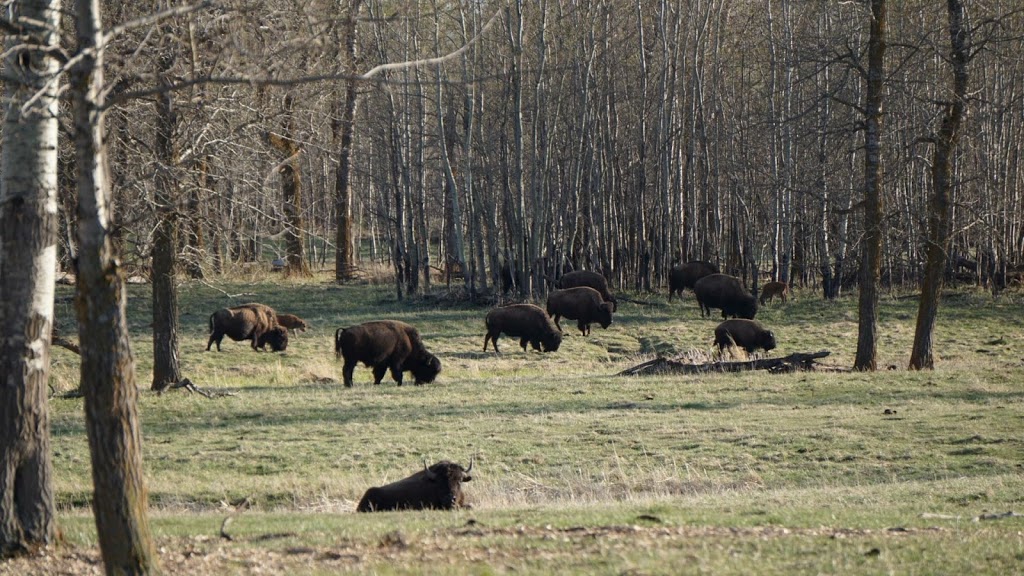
[12,275,1024,574]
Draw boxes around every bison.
[668,260,719,302]
[334,320,441,387]
[483,304,562,354]
[556,270,617,312]
[759,281,789,306]
[276,313,309,334]
[357,459,473,512]
[207,304,289,352]
[714,319,777,354]
[693,273,758,320]
[546,287,613,336]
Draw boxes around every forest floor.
[5,274,1024,574]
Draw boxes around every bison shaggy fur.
[276,313,309,334]
[714,319,777,354]
[357,459,473,512]
[207,304,289,352]
[668,260,719,302]
[483,304,562,354]
[555,270,617,312]
[546,287,613,336]
[334,320,441,387]
[693,273,758,320]
[759,281,789,306]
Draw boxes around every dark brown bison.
[556,270,617,312]
[334,320,441,387]
[207,304,289,352]
[276,313,309,334]
[483,304,562,354]
[759,281,789,306]
[693,273,758,320]
[668,261,719,302]
[357,459,473,512]
[714,319,777,354]
[546,287,613,336]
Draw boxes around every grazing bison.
[483,304,562,354]
[276,313,309,334]
[759,281,789,306]
[207,304,289,352]
[556,270,617,312]
[546,287,613,336]
[693,273,758,320]
[334,320,441,387]
[357,459,473,512]
[668,260,719,302]
[714,319,777,354]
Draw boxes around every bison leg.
[577,320,588,336]
[372,364,388,385]
[389,363,404,386]
[206,332,222,351]
[519,337,529,352]
[552,315,562,332]
[342,360,357,388]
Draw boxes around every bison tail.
[334,327,345,358]
[208,312,216,333]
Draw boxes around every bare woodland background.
[63,0,1024,299]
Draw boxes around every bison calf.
[714,319,777,355]
[759,281,789,306]
[693,273,758,320]
[276,313,309,334]
[357,459,473,512]
[483,304,562,354]
[668,260,719,302]
[334,320,441,387]
[546,287,613,336]
[207,304,289,352]
[556,270,617,312]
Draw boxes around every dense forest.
[71,0,1024,300]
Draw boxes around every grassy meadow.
[12,273,1024,574]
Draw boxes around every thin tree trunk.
[334,0,363,282]
[151,65,183,392]
[0,0,61,554]
[854,0,887,372]
[910,0,969,370]
[70,0,158,571]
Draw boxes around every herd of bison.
[203,263,785,511]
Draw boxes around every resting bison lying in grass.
[334,320,441,387]
[207,304,289,352]
[357,459,473,512]
[275,313,309,334]
[693,273,758,320]
[759,281,789,305]
[556,270,617,312]
[483,304,562,354]
[546,286,613,336]
[714,319,777,354]
[668,260,719,302]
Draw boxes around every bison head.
[735,296,758,320]
[257,326,289,352]
[597,302,614,329]
[541,329,562,352]
[410,351,442,384]
[760,330,777,352]
[423,459,473,509]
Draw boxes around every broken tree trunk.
[619,351,832,376]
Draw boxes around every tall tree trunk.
[70,0,158,572]
[269,94,309,277]
[854,0,887,372]
[151,67,183,391]
[334,0,363,282]
[0,0,61,555]
[910,0,969,370]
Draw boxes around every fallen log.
[619,350,833,376]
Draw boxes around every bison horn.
[465,456,473,473]
[423,458,437,480]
